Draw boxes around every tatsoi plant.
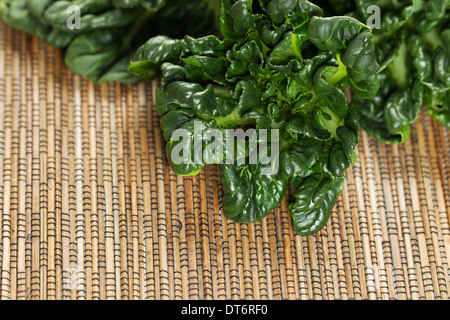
[129,0,380,235]
[3,0,447,236]
[0,0,221,84]
[350,0,450,143]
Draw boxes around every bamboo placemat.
[0,22,449,301]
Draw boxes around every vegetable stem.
[215,111,255,128]
[320,106,344,141]
[423,29,444,49]
[326,54,348,86]
[388,43,408,90]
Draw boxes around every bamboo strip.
[60,62,71,300]
[9,25,20,301]
[0,19,5,301]
[0,23,13,300]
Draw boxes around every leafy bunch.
[129,0,380,235]
[0,0,221,84]
[349,0,450,143]
[2,0,448,236]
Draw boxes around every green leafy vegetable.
[0,0,75,48]
[130,0,380,235]
[3,0,447,237]
[0,0,221,83]
[352,0,450,143]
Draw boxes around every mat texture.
[0,23,449,300]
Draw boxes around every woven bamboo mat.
[0,22,449,301]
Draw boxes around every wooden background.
[0,22,449,300]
